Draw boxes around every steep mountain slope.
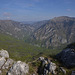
[31,16,75,48]
[0,20,35,39]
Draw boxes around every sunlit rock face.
[0,49,9,58]
[0,49,29,75]
[0,57,6,69]
[7,61,29,75]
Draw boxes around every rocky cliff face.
[32,16,75,48]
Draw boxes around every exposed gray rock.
[49,62,57,74]
[3,58,14,69]
[56,48,75,67]
[38,57,56,75]
[0,49,29,75]
[0,49,9,58]
[39,57,44,61]
[7,61,29,75]
[0,57,6,69]
[42,60,48,66]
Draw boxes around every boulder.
[7,61,29,75]
[38,58,57,75]
[56,48,75,67]
[39,57,44,61]
[0,49,9,58]
[49,62,57,74]
[0,50,29,75]
[3,58,14,69]
[42,60,48,66]
[0,57,6,69]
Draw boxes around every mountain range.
[0,16,75,48]
[0,20,34,39]
[31,16,75,48]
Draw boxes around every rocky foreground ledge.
[0,49,65,75]
[0,49,29,75]
[0,49,75,75]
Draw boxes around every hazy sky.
[0,0,75,21]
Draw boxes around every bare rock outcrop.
[0,57,6,69]
[0,49,29,75]
[0,49,9,58]
[7,61,29,75]
[3,58,14,69]
[38,57,57,75]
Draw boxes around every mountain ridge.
[31,16,75,48]
[0,16,75,48]
[0,20,35,39]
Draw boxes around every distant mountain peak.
[51,16,75,22]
